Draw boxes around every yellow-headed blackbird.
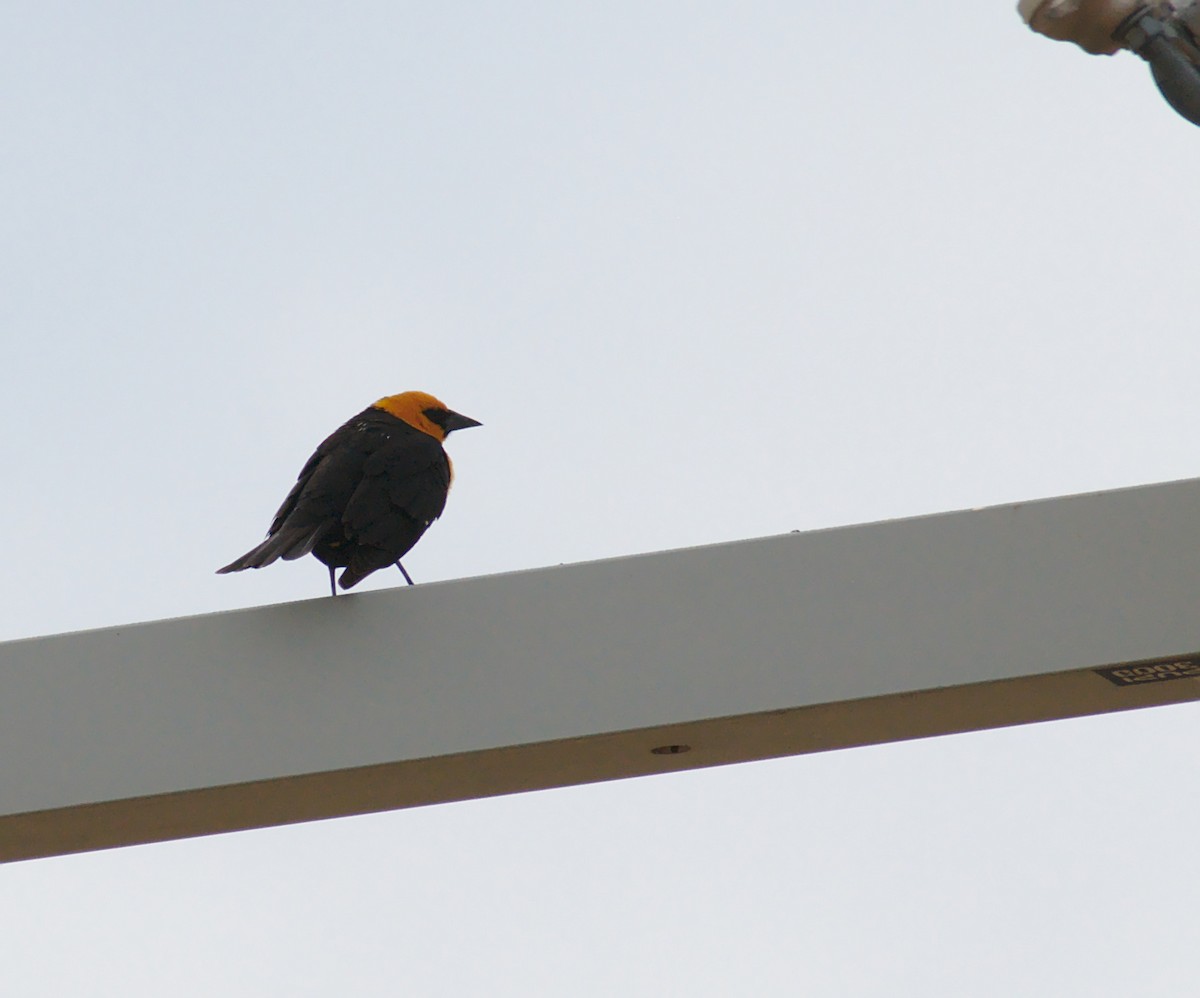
[217,391,480,595]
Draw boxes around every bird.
[217,391,481,595]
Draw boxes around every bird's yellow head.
[372,391,482,442]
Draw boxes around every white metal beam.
[3,479,1200,862]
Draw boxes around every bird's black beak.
[428,408,482,434]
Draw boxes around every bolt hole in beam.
[2,478,1200,862]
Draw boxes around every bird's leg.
[396,561,415,586]
[329,565,338,597]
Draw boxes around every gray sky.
[3,3,1199,994]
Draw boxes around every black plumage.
[218,392,480,593]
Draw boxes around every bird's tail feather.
[216,523,330,574]
[336,546,395,590]
[336,563,371,590]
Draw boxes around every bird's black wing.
[334,431,452,587]
[218,410,394,573]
